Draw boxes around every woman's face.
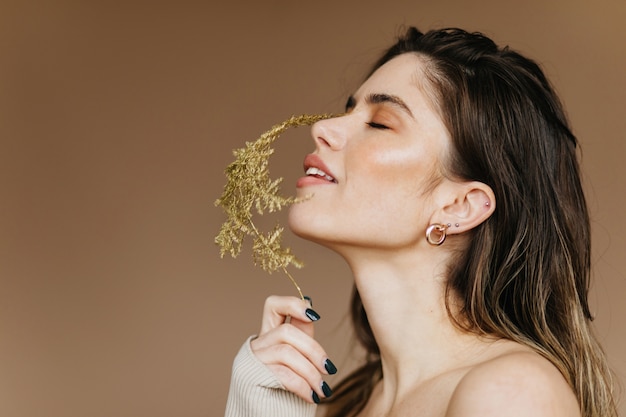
[288,53,452,252]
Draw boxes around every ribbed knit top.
[225,336,317,417]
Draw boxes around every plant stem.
[247,215,304,300]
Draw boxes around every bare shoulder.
[446,347,580,417]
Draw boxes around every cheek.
[355,143,432,193]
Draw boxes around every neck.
[342,245,487,401]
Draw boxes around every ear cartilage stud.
[455,223,460,227]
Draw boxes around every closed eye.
[367,121,390,130]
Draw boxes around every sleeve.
[224,336,317,417]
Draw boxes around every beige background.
[1,1,624,416]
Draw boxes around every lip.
[296,154,337,188]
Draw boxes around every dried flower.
[215,114,335,299]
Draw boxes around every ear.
[430,181,495,235]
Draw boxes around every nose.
[311,115,347,150]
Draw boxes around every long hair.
[324,27,618,417]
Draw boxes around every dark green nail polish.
[312,390,320,404]
[324,358,337,375]
[303,296,312,307]
[305,308,320,321]
[322,381,333,398]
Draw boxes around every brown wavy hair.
[323,27,618,417]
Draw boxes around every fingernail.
[324,358,337,375]
[303,295,313,307]
[321,381,333,398]
[312,390,320,404]
[305,308,320,321]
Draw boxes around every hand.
[250,295,337,404]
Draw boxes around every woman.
[224,27,618,417]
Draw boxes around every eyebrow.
[345,93,414,119]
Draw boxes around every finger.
[287,295,317,336]
[264,363,328,404]
[256,344,333,403]
[252,323,331,374]
[259,295,320,336]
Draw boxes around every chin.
[287,204,329,243]
[287,205,312,239]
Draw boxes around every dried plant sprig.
[215,114,335,299]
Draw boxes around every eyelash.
[366,121,390,130]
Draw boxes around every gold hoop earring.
[426,223,448,246]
